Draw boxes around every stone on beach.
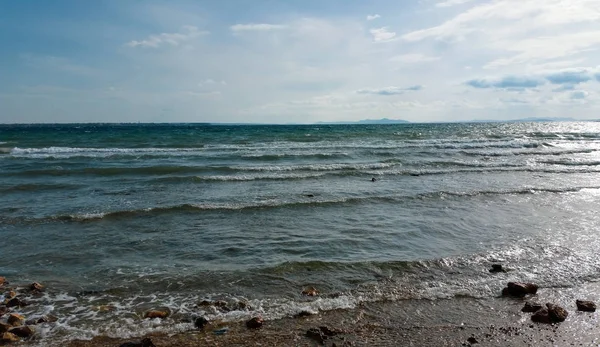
[489,264,506,273]
[119,338,156,347]
[8,325,35,338]
[29,282,44,292]
[144,310,169,319]
[576,300,596,312]
[501,282,538,297]
[7,313,25,326]
[246,317,264,329]
[0,305,7,317]
[0,332,19,343]
[0,322,11,333]
[521,302,543,313]
[531,303,568,324]
[0,277,6,287]
[302,286,319,296]
[194,316,209,330]
[6,297,26,308]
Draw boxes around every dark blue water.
[3,122,600,343]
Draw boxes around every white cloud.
[389,53,440,64]
[230,23,287,32]
[366,14,381,21]
[436,0,476,8]
[369,27,396,42]
[127,26,207,48]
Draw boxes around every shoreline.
[64,286,600,347]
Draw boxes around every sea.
[2,122,600,344]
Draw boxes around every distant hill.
[317,118,410,125]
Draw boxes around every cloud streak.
[230,23,286,32]
[369,27,396,42]
[356,85,423,95]
[127,26,207,48]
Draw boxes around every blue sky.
[1,0,600,123]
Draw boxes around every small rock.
[144,310,169,319]
[371,177,377,182]
[0,322,10,333]
[0,332,19,343]
[0,277,6,287]
[295,310,314,318]
[302,286,319,296]
[467,336,479,344]
[501,282,538,297]
[0,305,7,317]
[194,316,209,330]
[489,264,506,273]
[306,194,315,198]
[319,326,342,336]
[547,303,568,322]
[119,338,156,347]
[6,297,26,308]
[246,317,264,329]
[9,325,34,338]
[6,291,16,299]
[576,300,596,312]
[410,173,420,177]
[29,282,43,292]
[7,313,25,326]
[522,302,543,313]
[531,309,551,324]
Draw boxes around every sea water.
[2,122,600,343]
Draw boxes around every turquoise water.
[3,122,600,342]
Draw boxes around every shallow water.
[2,122,600,343]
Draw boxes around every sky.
[1,0,600,124]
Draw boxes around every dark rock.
[0,332,19,343]
[194,316,209,330]
[119,338,156,347]
[547,303,568,322]
[410,173,420,176]
[235,300,251,310]
[29,282,43,292]
[144,310,169,319]
[531,309,551,324]
[0,322,10,333]
[501,282,538,297]
[7,313,25,326]
[319,326,342,336]
[489,264,506,273]
[467,336,478,344]
[295,310,314,318]
[0,305,7,317]
[302,286,319,296]
[8,325,34,338]
[306,194,315,198]
[246,317,264,329]
[6,297,26,308]
[522,302,543,313]
[371,177,377,182]
[576,300,596,312]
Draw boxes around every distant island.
[316,118,410,125]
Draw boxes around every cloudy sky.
[1,0,600,123]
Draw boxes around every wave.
[12,186,591,223]
[0,183,82,193]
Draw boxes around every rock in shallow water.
[531,303,568,324]
[302,286,319,296]
[29,282,43,292]
[246,317,264,329]
[194,316,209,330]
[0,332,19,343]
[6,297,26,308]
[489,264,506,273]
[144,310,169,319]
[522,302,543,313]
[7,313,25,326]
[8,325,34,338]
[501,282,538,297]
[576,300,596,312]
